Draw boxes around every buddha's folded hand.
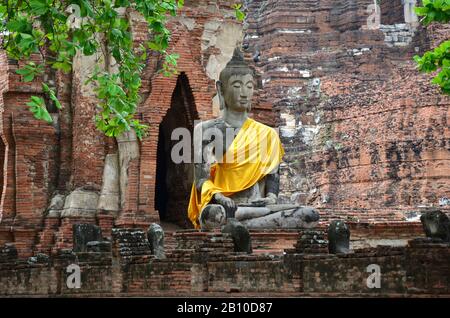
[250,193,277,206]
[213,193,237,212]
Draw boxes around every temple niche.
[0,0,449,297]
[155,73,198,228]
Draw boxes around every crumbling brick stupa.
[0,0,449,297]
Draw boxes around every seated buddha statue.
[187,48,319,230]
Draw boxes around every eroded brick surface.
[0,232,448,297]
[0,0,449,296]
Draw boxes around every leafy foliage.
[0,1,245,139]
[15,62,44,82]
[414,41,450,94]
[415,0,450,25]
[414,0,450,95]
[232,3,245,22]
[0,0,183,139]
[27,96,53,123]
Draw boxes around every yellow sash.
[187,118,285,228]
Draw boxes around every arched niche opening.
[154,73,199,228]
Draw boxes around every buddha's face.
[222,73,254,112]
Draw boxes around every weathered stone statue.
[147,223,166,259]
[420,209,450,243]
[327,220,351,254]
[221,218,253,254]
[73,224,103,252]
[188,48,320,230]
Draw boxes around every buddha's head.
[217,48,255,113]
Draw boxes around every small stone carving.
[328,220,351,254]
[86,240,112,253]
[56,249,77,262]
[27,253,50,265]
[221,218,252,254]
[46,194,66,217]
[293,230,328,254]
[420,209,450,242]
[113,228,151,258]
[147,223,166,259]
[0,243,18,262]
[73,224,103,252]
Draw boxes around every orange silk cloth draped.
[187,118,285,229]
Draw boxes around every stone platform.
[162,221,424,256]
[1,223,447,297]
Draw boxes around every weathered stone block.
[73,224,103,252]
[47,194,66,217]
[61,189,99,218]
[97,154,120,214]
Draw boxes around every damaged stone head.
[221,218,253,254]
[327,220,351,254]
[420,209,450,242]
[147,223,166,259]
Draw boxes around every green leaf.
[42,82,50,93]
[165,53,179,66]
[232,3,246,22]
[42,83,62,109]
[82,40,97,56]
[23,74,35,82]
[52,61,72,73]
[80,0,95,17]
[6,18,31,33]
[29,0,50,15]
[111,28,123,39]
[15,68,30,76]
[17,33,36,52]
[27,96,52,123]
[148,41,161,51]
[15,62,44,82]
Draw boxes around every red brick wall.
[54,70,74,191]
[120,1,245,227]
[0,52,10,228]
[70,78,108,191]
[135,16,224,224]
[245,0,450,220]
[1,0,449,257]
[0,55,61,257]
[1,234,449,296]
[0,1,243,252]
